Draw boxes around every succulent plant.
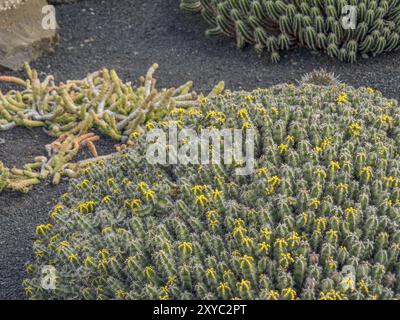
[0,64,223,193]
[24,80,400,300]
[299,69,340,86]
[180,0,400,62]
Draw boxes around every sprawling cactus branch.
[0,64,224,193]
[180,0,400,62]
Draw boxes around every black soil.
[1,0,400,299]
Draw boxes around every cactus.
[180,0,400,62]
[24,78,400,300]
[0,64,223,193]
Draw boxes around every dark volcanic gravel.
[1,0,400,300]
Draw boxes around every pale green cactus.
[24,78,400,300]
[0,64,222,193]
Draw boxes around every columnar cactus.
[180,0,400,62]
[24,79,400,300]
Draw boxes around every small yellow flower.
[237,108,248,119]
[256,167,268,176]
[212,189,223,200]
[84,256,94,268]
[144,189,155,201]
[337,92,348,104]
[200,97,209,104]
[241,236,253,247]
[191,185,205,195]
[309,198,320,210]
[336,182,348,192]
[239,255,254,269]
[266,290,280,300]
[360,166,373,181]
[242,121,252,129]
[195,194,209,206]
[258,242,271,253]
[282,288,297,300]
[178,242,193,255]
[348,123,362,137]
[145,121,155,130]
[102,195,111,204]
[278,143,289,154]
[379,114,393,125]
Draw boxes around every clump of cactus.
[24,80,400,299]
[0,64,223,193]
[180,0,400,62]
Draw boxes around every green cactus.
[24,78,400,300]
[180,0,400,62]
[0,64,223,193]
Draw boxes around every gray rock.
[0,0,58,70]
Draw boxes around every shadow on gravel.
[1,0,400,299]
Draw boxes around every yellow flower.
[260,228,272,240]
[279,253,295,268]
[200,97,209,104]
[274,238,288,249]
[217,282,231,294]
[268,175,281,188]
[242,121,252,129]
[178,242,193,255]
[84,256,94,268]
[35,224,53,236]
[80,179,91,188]
[344,207,357,218]
[314,169,326,179]
[286,135,295,144]
[336,182,348,192]
[195,194,209,206]
[144,189,155,201]
[233,225,247,239]
[282,288,297,300]
[337,93,347,103]
[237,108,248,119]
[191,185,205,195]
[258,242,271,253]
[143,266,155,279]
[256,167,268,176]
[145,121,155,130]
[206,268,217,280]
[360,166,373,181]
[239,255,254,269]
[129,130,141,138]
[326,229,338,242]
[309,198,320,210]
[241,236,253,247]
[278,143,289,154]
[68,254,78,264]
[348,123,362,137]
[106,178,115,187]
[266,290,280,300]
[101,195,111,204]
[237,279,251,291]
[379,114,393,125]
[212,189,223,200]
